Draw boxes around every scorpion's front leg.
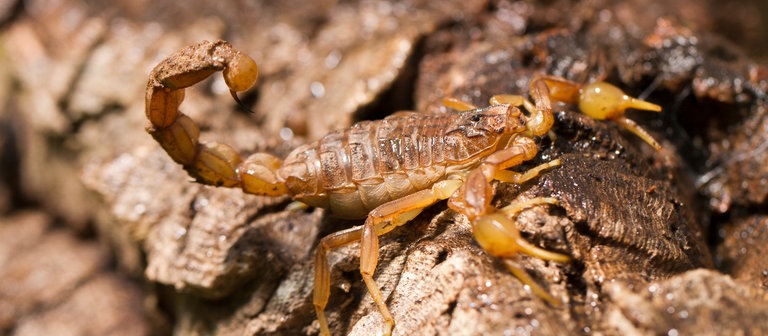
[314,179,463,336]
[145,40,290,197]
[448,136,568,305]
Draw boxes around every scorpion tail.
[145,40,289,196]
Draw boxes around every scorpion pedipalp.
[578,82,662,151]
[448,136,566,306]
[474,197,569,306]
[536,75,663,150]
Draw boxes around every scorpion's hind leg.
[313,179,463,336]
[313,227,364,336]
[145,40,290,197]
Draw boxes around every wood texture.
[1,0,768,335]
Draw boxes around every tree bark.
[1,0,768,335]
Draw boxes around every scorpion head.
[452,105,518,138]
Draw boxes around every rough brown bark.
[1,0,768,335]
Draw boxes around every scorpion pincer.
[145,40,662,336]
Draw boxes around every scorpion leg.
[442,96,478,111]
[314,227,363,336]
[534,75,663,150]
[494,159,561,184]
[314,179,463,336]
[448,136,567,305]
[145,40,291,197]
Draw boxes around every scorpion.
[145,40,662,335]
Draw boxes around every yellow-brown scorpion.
[145,40,662,335]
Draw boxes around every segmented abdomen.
[279,107,511,218]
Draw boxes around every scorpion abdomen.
[280,105,519,219]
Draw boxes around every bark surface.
[1,0,768,335]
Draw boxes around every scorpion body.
[281,105,529,218]
[145,40,662,336]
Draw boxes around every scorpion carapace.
[145,40,663,336]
